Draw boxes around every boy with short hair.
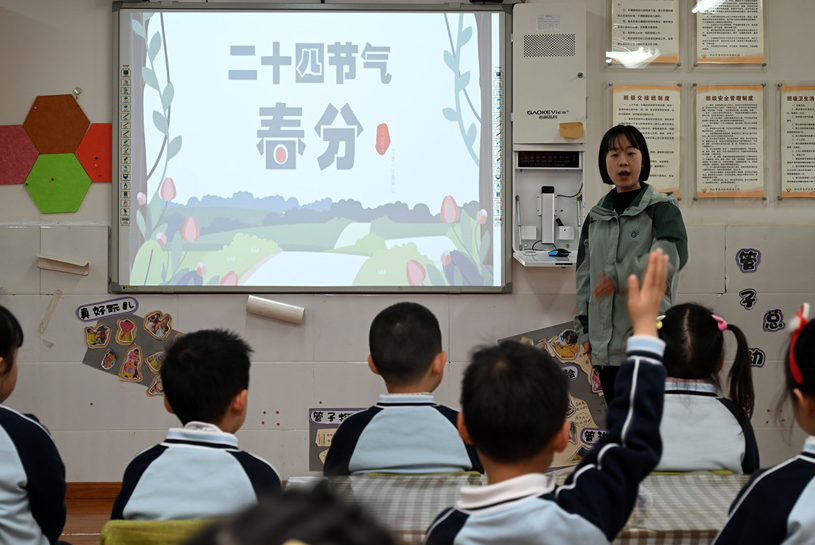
[424,250,669,544]
[111,329,282,521]
[323,302,482,476]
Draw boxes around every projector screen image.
[114,5,508,291]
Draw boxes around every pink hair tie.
[712,314,728,332]
[789,303,810,385]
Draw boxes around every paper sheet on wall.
[613,85,681,195]
[781,86,815,197]
[696,0,764,64]
[696,85,764,198]
[610,0,679,66]
[500,322,607,469]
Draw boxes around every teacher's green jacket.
[574,184,688,367]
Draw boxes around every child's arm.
[553,250,668,541]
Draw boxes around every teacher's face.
[605,135,643,193]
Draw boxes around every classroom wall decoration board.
[695,85,764,198]
[80,298,182,396]
[500,322,607,469]
[613,84,681,195]
[308,408,363,471]
[780,86,815,198]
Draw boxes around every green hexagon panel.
[25,154,92,213]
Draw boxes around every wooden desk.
[328,472,750,544]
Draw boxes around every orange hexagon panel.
[76,123,112,183]
[0,125,39,185]
[23,94,90,154]
[25,154,92,213]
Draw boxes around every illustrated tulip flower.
[182,216,199,242]
[440,195,460,223]
[196,262,207,277]
[160,177,176,200]
[156,232,167,246]
[441,251,451,266]
[476,209,488,224]
[406,260,426,286]
[220,271,239,286]
[137,192,147,205]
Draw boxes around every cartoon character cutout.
[119,346,143,382]
[549,329,580,361]
[117,318,137,345]
[590,368,603,394]
[144,311,172,341]
[101,349,117,370]
[568,421,578,445]
[146,350,165,374]
[566,397,577,418]
[146,375,164,397]
[84,324,112,349]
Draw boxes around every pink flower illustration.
[182,217,199,242]
[440,195,460,223]
[156,232,167,246]
[476,209,488,224]
[441,251,451,266]
[406,260,426,286]
[160,177,176,201]
[137,192,147,205]
[196,262,206,277]
[220,271,239,286]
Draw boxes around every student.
[714,303,815,544]
[185,482,395,545]
[655,303,759,474]
[0,305,68,545]
[424,250,669,545]
[111,329,282,520]
[574,124,688,403]
[323,302,482,476]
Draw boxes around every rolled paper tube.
[246,295,305,325]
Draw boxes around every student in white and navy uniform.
[715,303,815,544]
[424,250,669,545]
[323,303,482,476]
[655,303,759,474]
[111,329,281,520]
[0,305,68,545]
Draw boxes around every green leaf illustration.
[465,123,477,147]
[143,67,159,91]
[457,71,471,92]
[167,136,182,160]
[459,210,473,253]
[148,32,162,62]
[136,210,146,237]
[458,26,473,48]
[131,20,146,39]
[161,82,174,112]
[443,50,456,70]
[442,108,458,122]
[426,263,446,286]
[153,111,168,135]
[479,230,491,263]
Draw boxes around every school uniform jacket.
[423,336,666,545]
[656,378,759,474]
[714,436,815,544]
[0,406,66,545]
[111,422,282,520]
[323,394,483,476]
[574,184,688,367]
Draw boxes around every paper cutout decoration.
[0,126,39,185]
[22,94,90,154]
[101,349,117,370]
[143,311,172,340]
[119,345,143,382]
[24,154,92,213]
[146,375,164,397]
[116,318,137,344]
[145,350,165,373]
[85,324,112,349]
[76,123,112,183]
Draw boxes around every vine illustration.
[131,13,191,284]
[442,14,480,167]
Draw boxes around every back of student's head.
[0,305,23,377]
[368,302,442,385]
[185,483,395,545]
[598,124,651,184]
[161,329,252,425]
[785,305,815,400]
[658,303,754,425]
[461,340,569,463]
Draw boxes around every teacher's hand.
[581,341,592,364]
[593,272,616,299]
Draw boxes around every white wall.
[0,0,811,481]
